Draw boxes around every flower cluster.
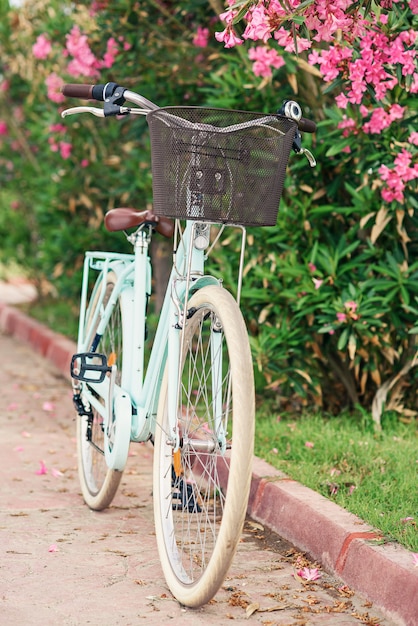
[248,46,285,77]
[193,26,210,48]
[362,104,405,135]
[378,149,418,203]
[310,27,417,107]
[31,25,130,159]
[65,26,121,78]
[215,1,418,205]
[48,123,72,160]
[336,300,359,323]
[32,26,130,107]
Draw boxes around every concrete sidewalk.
[0,284,417,625]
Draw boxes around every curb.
[1,300,417,626]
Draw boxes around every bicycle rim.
[153,285,255,607]
[77,271,123,510]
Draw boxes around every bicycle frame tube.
[133,221,208,442]
[78,221,222,446]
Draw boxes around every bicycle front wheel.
[77,271,125,511]
[153,285,255,607]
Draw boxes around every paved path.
[0,331,395,626]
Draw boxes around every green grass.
[255,407,418,552]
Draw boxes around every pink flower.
[336,312,347,322]
[49,123,67,134]
[335,93,349,109]
[59,142,72,159]
[410,0,418,13]
[102,37,118,69]
[308,262,316,272]
[45,73,65,103]
[248,46,285,78]
[305,441,314,448]
[81,159,89,167]
[363,107,391,134]
[0,121,8,136]
[243,5,272,44]
[215,27,243,48]
[346,301,357,310]
[32,34,52,60]
[296,567,322,581]
[66,26,101,78]
[193,26,210,48]
[378,149,418,203]
[389,104,405,121]
[338,116,357,137]
[313,278,323,289]
[36,460,48,475]
[274,27,311,53]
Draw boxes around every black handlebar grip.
[62,82,121,101]
[62,84,95,99]
[298,117,317,133]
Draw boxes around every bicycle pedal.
[71,352,111,384]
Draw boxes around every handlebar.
[61,83,316,133]
[62,82,158,113]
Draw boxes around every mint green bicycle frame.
[75,220,234,470]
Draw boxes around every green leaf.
[337,327,349,351]
[325,139,351,157]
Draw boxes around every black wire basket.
[147,107,296,227]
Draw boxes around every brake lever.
[300,148,316,167]
[61,106,105,118]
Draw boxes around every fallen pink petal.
[305,441,314,448]
[296,567,322,581]
[21,430,31,438]
[35,460,48,475]
[48,544,59,553]
[51,468,64,478]
[7,402,18,410]
[42,401,55,412]
[13,445,24,452]
[412,554,418,567]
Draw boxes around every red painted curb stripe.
[335,531,382,573]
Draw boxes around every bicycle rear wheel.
[153,285,255,607]
[76,271,126,510]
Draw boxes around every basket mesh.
[147,107,296,226]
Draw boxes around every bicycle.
[61,82,316,608]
